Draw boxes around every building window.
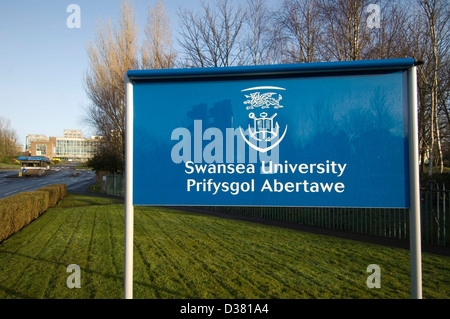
[36,144,47,155]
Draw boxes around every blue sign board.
[127,59,415,208]
[17,156,50,163]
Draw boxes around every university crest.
[239,86,288,153]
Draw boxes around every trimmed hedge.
[0,184,67,243]
[37,184,67,208]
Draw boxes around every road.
[0,163,96,200]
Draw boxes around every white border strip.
[241,86,285,91]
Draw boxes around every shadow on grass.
[0,248,188,299]
[0,283,35,299]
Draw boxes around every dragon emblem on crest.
[244,92,283,110]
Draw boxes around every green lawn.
[0,163,20,169]
[0,193,449,299]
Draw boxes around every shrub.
[57,183,68,198]
[0,191,49,242]
[87,145,124,174]
[37,186,59,208]
[0,184,67,243]
[36,184,67,208]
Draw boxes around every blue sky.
[0,0,202,147]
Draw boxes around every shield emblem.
[237,86,288,153]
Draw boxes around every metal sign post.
[125,76,134,299]
[408,65,422,299]
[124,59,422,299]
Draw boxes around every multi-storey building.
[26,130,102,162]
[25,134,48,151]
[63,129,83,139]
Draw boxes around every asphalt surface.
[0,163,96,199]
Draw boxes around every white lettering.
[261,179,345,193]
[171,120,279,164]
[366,4,381,29]
[66,264,81,288]
[171,128,191,163]
[185,162,255,174]
[366,264,381,288]
[260,161,347,177]
[186,178,254,195]
[66,4,81,29]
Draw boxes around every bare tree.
[244,0,271,65]
[397,6,430,171]
[0,116,18,157]
[363,1,410,60]
[423,0,449,174]
[377,0,450,174]
[318,0,371,61]
[274,0,323,63]
[411,0,450,174]
[84,0,139,169]
[141,0,176,69]
[177,0,246,67]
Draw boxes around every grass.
[87,182,102,194]
[0,163,20,169]
[73,162,92,170]
[0,193,449,299]
[0,156,20,169]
